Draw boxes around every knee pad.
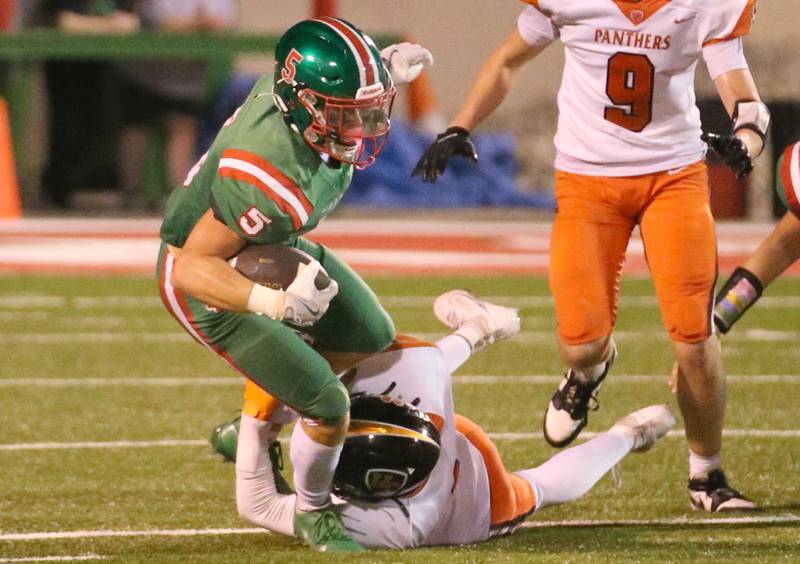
[304,378,351,423]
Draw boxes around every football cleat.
[293,506,366,552]
[688,469,757,512]
[608,404,676,452]
[543,347,617,447]
[209,416,240,462]
[433,289,521,351]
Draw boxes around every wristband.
[246,283,285,318]
[713,267,764,334]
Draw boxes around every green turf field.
[1,274,798,562]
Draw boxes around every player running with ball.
[414,0,767,511]
[157,17,432,551]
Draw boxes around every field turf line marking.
[2,330,799,343]
[4,515,798,542]
[0,528,264,541]
[4,294,800,310]
[521,514,800,528]
[0,439,207,451]
[4,430,800,451]
[3,374,799,387]
[0,555,108,562]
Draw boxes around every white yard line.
[0,555,108,562]
[3,294,800,310]
[520,514,800,529]
[3,514,798,542]
[3,430,800,452]
[0,528,264,542]
[1,329,799,344]
[0,440,207,451]
[2,374,799,387]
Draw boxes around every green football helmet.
[272,17,396,168]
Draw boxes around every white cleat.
[433,290,521,351]
[608,404,676,452]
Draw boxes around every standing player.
[714,141,800,333]
[413,1,768,511]
[157,17,432,551]
[212,290,675,549]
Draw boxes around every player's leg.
[157,246,363,551]
[432,290,521,372]
[544,170,635,447]
[517,405,675,510]
[293,238,395,371]
[640,162,754,511]
[235,411,297,537]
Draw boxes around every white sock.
[436,334,473,374]
[516,432,633,509]
[689,450,722,479]
[289,422,342,512]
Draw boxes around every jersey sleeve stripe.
[219,165,305,230]
[222,149,313,215]
[703,0,756,46]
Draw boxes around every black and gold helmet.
[333,394,441,501]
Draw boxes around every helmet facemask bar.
[298,86,396,168]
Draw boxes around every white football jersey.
[519,0,757,176]
[339,342,493,548]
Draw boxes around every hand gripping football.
[230,244,331,291]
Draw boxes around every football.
[230,244,331,291]
[777,141,800,218]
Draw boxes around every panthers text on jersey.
[160,75,353,248]
[520,0,757,176]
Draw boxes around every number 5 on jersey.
[604,52,655,133]
[239,207,272,235]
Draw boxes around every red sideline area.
[0,218,796,276]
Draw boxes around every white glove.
[247,260,338,327]
[380,42,433,85]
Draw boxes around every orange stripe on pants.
[454,414,537,525]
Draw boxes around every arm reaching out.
[412,21,551,182]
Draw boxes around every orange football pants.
[455,414,537,526]
[549,161,717,345]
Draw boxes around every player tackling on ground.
[156,18,432,551]
[211,291,675,548]
[413,1,767,511]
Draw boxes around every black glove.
[702,131,754,179]
[412,126,478,182]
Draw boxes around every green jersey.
[160,76,354,248]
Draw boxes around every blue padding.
[347,120,554,209]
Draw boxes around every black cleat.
[543,349,616,447]
[688,469,757,512]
